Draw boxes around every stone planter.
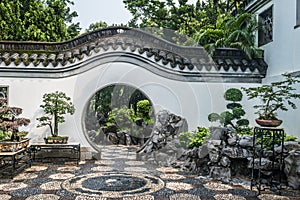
[44,136,68,144]
[0,138,30,152]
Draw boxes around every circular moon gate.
[83,84,155,152]
[61,172,165,198]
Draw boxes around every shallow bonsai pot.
[255,118,283,127]
[0,138,30,152]
[44,136,69,144]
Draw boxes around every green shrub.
[107,106,135,131]
[208,88,249,131]
[257,132,298,150]
[136,99,154,125]
[178,127,210,149]
[236,127,253,136]
[284,135,298,142]
[178,131,194,149]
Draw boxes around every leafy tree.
[124,0,245,35]
[242,73,300,120]
[123,0,259,57]
[194,13,261,59]
[0,0,80,41]
[123,0,204,36]
[86,21,108,32]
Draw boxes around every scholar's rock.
[284,149,300,189]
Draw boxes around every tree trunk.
[53,99,58,137]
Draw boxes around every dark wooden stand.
[0,148,31,178]
[29,143,80,164]
[251,126,285,194]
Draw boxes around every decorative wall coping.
[244,0,272,12]
[0,27,267,83]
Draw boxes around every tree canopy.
[123,0,246,36]
[123,0,260,58]
[0,0,80,41]
[0,0,260,58]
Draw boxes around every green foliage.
[208,88,249,131]
[0,130,11,141]
[0,98,30,141]
[85,21,108,32]
[123,0,246,45]
[37,91,75,137]
[224,88,243,102]
[0,0,80,41]
[208,113,220,122]
[107,106,135,131]
[106,99,154,135]
[194,13,261,59]
[242,73,300,120]
[256,131,298,150]
[284,135,298,142]
[136,100,154,124]
[124,0,260,57]
[89,84,154,126]
[236,127,253,136]
[178,127,210,149]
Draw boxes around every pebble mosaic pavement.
[1,145,300,200]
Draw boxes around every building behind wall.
[245,0,300,136]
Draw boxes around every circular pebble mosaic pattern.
[0,145,299,199]
[61,172,165,198]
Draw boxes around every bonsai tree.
[242,73,300,120]
[208,88,249,131]
[37,91,75,138]
[0,97,30,141]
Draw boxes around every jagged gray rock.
[238,135,254,147]
[137,110,188,166]
[284,149,300,189]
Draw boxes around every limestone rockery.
[137,111,300,190]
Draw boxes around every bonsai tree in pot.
[37,91,75,144]
[0,97,30,152]
[242,73,300,127]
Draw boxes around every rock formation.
[137,110,188,166]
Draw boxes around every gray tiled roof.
[0,27,267,82]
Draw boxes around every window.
[0,86,8,106]
[296,0,300,27]
[258,6,273,46]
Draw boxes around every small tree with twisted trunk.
[242,73,300,120]
[37,91,75,137]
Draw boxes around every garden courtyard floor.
[0,145,300,200]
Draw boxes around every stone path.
[0,145,299,200]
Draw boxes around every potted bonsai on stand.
[242,73,300,127]
[37,91,75,144]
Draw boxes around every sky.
[73,0,198,32]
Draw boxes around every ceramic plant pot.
[255,118,283,127]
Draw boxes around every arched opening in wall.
[83,84,155,152]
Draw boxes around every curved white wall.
[1,61,261,150]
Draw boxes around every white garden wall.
[1,61,261,150]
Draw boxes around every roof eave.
[245,0,272,13]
